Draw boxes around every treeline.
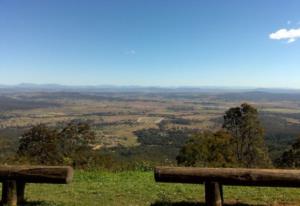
[261,112,300,160]
[134,127,197,147]
[1,103,300,170]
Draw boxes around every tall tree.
[223,103,271,167]
[58,121,96,166]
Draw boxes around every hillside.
[1,90,300,166]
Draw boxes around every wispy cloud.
[269,28,300,43]
[287,38,296,43]
[125,49,136,55]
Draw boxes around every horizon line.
[1,83,300,91]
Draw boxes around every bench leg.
[205,182,223,206]
[2,181,8,204]
[1,181,17,206]
[17,182,26,204]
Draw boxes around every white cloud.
[269,28,300,43]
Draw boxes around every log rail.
[155,166,300,206]
[0,166,73,206]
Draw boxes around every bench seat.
[0,166,73,206]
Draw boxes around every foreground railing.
[155,166,300,206]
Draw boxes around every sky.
[0,0,300,88]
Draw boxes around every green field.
[8,171,300,206]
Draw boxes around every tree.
[223,103,271,167]
[18,124,62,164]
[58,121,96,167]
[17,121,96,167]
[275,136,300,168]
[176,130,237,167]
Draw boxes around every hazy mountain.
[0,84,300,94]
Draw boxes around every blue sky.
[1,0,300,88]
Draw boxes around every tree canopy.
[176,130,237,167]
[17,121,96,167]
[275,136,300,168]
[223,103,271,167]
[177,103,272,168]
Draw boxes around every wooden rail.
[155,166,300,206]
[0,166,73,206]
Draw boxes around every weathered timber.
[1,166,73,205]
[205,182,223,206]
[155,166,300,187]
[6,180,17,206]
[0,166,73,184]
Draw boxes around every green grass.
[7,171,300,206]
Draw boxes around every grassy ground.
[5,171,300,206]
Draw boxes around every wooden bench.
[0,166,73,206]
[155,166,300,206]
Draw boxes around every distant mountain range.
[0,83,300,94]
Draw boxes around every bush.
[176,130,237,167]
[17,121,96,167]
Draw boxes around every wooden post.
[2,181,18,206]
[2,181,9,204]
[205,182,223,206]
[17,182,26,204]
